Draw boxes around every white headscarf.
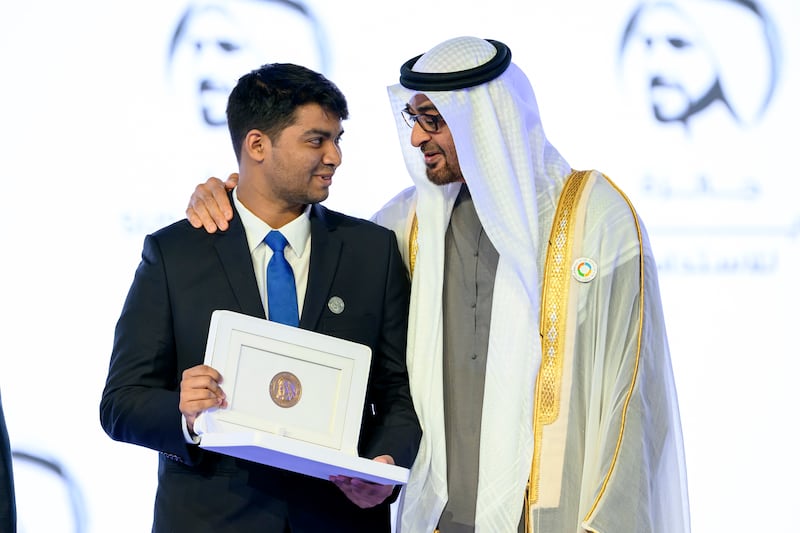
[386,36,572,532]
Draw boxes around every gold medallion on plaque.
[269,371,302,408]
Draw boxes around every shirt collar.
[233,188,311,257]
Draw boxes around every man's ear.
[244,129,269,162]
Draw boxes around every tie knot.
[264,230,289,253]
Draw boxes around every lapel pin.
[572,257,597,283]
[327,296,345,314]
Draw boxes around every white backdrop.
[1,1,797,531]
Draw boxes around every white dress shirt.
[233,190,311,318]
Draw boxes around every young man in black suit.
[100,63,421,532]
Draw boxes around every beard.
[425,164,463,186]
[421,143,464,186]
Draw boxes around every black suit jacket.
[100,202,421,533]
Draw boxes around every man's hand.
[186,173,239,232]
[329,455,396,508]
[179,364,227,435]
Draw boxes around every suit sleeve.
[358,231,422,469]
[99,234,199,463]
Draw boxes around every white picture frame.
[198,310,408,485]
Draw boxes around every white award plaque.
[197,310,409,485]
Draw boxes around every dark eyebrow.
[404,103,439,115]
[304,127,345,138]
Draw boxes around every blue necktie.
[264,231,299,327]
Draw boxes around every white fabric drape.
[374,36,690,533]
[382,36,570,532]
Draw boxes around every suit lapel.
[214,205,266,319]
[300,204,341,330]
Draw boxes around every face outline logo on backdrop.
[619,0,780,131]
[12,450,87,533]
[167,0,330,131]
[616,0,791,274]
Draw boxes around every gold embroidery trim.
[409,212,419,277]
[527,169,590,513]
[581,176,646,524]
[525,171,648,530]
[407,172,643,529]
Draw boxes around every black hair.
[226,63,348,161]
